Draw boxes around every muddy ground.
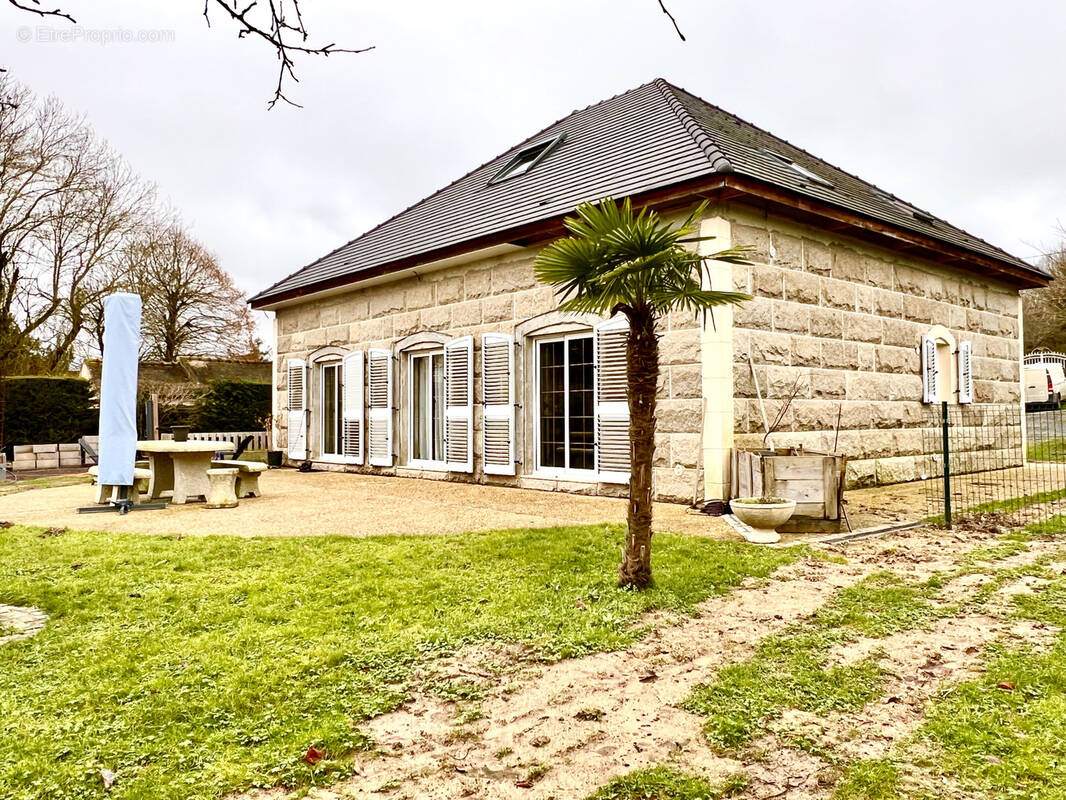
[228,514,1064,800]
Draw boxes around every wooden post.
[151,393,160,440]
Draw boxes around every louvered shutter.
[342,351,365,464]
[367,349,393,466]
[286,358,308,460]
[445,336,474,473]
[957,340,974,404]
[481,333,514,476]
[594,316,631,484]
[921,335,939,404]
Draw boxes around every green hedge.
[194,380,270,432]
[1,376,97,454]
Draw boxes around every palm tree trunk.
[619,307,658,589]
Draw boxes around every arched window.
[921,326,956,404]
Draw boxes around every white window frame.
[531,332,598,482]
[406,347,448,471]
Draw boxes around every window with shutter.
[342,351,365,464]
[921,335,939,404]
[367,349,393,466]
[594,316,631,484]
[286,358,308,460]
[957,340,974,404]
[445,336,474,473]
[481,333,514,476]
[534,334,595,476]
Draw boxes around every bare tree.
[0,76,148,378]
[127,223,259,362]
[1022,232,1066,351]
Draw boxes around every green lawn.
[0,524,800,800]
[1027,437,1066,462]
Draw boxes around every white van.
[1025,362,1066,408]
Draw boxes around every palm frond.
[533,197,752,320]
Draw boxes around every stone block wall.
[725,208,1023,488]
[272,245,705,501]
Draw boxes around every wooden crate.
[731,448,846,520]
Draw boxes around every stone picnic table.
[137,440,236,504]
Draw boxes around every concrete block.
[13,444,33,454]
[32,444,58,454]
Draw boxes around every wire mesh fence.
[922,402,1066,528]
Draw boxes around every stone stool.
[88,466,152,504]
[205,468,239,509]
[211,460,268,498]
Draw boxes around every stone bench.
[87,465,152,504]
[210,460,267,498]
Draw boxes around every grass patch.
[587,766,747,799]
[684,572,946,749]
[915,636,1066,799]
[1027,437,1066,463]
[0,523,801,800]
[834,517,1066,799]
[832,758,900,799]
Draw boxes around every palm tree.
[534,198,751,589]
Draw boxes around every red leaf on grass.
[302,746,325,765]
[997,681,1015,691]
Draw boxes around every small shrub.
[194,380,270,431]
[1,376,96,454]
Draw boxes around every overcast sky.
[3,0,1064,340]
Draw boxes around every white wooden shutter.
[367,349,393,466]
[921,335,939,404]
[594,316,631,484]
[445,335,474,473]
[957,340,974,404]
[481,333,514,476]
[286,358,308,460]
[342,351,365,464]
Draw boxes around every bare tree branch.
[657,0,685,41]
[6,0,373,109]
[6,0,74,23]
[203,0,374,109]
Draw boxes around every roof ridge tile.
[653,78,732,172]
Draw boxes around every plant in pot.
[259,412,283,467]
[729,496,797,544]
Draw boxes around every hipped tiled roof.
[251,79,1042,307]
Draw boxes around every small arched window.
[921,325,965,404]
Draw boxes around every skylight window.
[488,133,565,185]
[760,148,834,189]
[873,189,938,227]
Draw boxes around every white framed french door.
[408,349,446,468]
[320,362,344,459]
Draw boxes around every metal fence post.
[941,400,952,528]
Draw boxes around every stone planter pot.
[730,498,797,544]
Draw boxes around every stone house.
[249,79,1047,503]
